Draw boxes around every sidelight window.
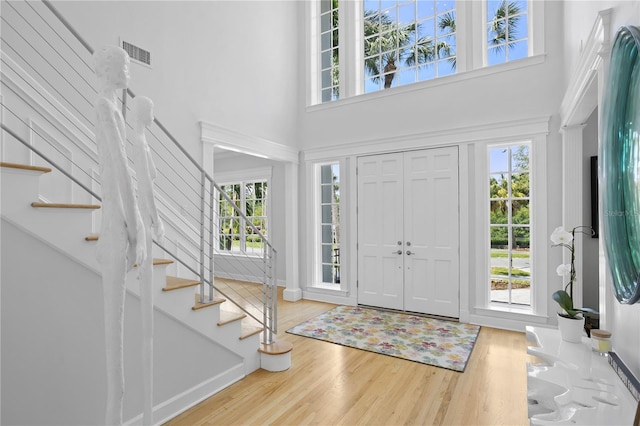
[317,162,341,286]
[489,143,531,306]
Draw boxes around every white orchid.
[550,225,597,319]
[556,264,572,277]
[550,226,573,246]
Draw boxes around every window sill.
[307,54,547,111]
[475,305,548,324]
[310,283,342,291]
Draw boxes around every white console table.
[526,325,638,425]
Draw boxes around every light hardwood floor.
[165,290,531,425]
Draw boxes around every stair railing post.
[199,169,206,304]
[262,243,271,344]
[208,178,214,301]
[261,243,277,345]
[271,248,278,336]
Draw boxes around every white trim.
[200,121,298,164]
[559,9,611,128]
[284,162,301,301]
[308,53,545,110]
[458,144,471,323]
[531,133,548,316]
[302,287,357,306]
[145,364,245,426]
[469,309,548,332]
[305,0,319,107]
[304,116,550,160]
[214,167,272,184]
[530,0,545,57]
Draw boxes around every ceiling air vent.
[122,41,151,66]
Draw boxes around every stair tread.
[31,202,100,209]
[0,162,51,173]
[258,341,293,355]
[240,324,264,340]
[218,310,246,326]
[163,276,200,291]
[132,258,174,267]
[192,294,225,311]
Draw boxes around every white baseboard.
[125,363,245,426]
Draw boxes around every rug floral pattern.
[286,305,480,372]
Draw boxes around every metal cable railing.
[0,0,278,342]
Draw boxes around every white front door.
[357,147,459,317]
[356,153,404,310]
[403,148,459,317]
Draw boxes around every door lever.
[394,250,402,255]
[406,250,413,255]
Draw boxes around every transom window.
[218,180,268,255]
[487,0,528,65]
[489,143,531,306]
[312,0,539,104]
[363,0,457,93]
[317,163,341,286]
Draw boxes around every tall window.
[489,144,531,306]
[487,0,528,65]
[219,180,268,255]
[313,1,539,104]
[363,0,456,93]
[320,0,340,102]
[318,163,341,285]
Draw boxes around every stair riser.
[2,168,46,206]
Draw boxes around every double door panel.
[357,147,459,317]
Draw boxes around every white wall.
[52,0,300,162]
[1,220,242,425]
[562,0,640,378]
[298,1,567,327]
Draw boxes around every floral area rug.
[286,305,480,372]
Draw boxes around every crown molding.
[200,121,298,164]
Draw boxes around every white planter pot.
[557,314,585,343]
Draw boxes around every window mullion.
[240,182,246,252]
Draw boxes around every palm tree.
[363,11,451,89]
[488,0,523,53]
[363,1,522,90]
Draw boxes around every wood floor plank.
[164,293,531,426]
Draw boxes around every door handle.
[393,250,402,255]
[406,250,413,255]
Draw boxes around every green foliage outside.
[358,0,522,91]
[490,145,530,249]
[491,266,529,277]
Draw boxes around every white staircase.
[0,161,272,424]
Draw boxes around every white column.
[283,162,302,301]
[560,124,586,308]
[597,44,611,330]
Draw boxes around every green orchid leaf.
[552,290,574,311]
